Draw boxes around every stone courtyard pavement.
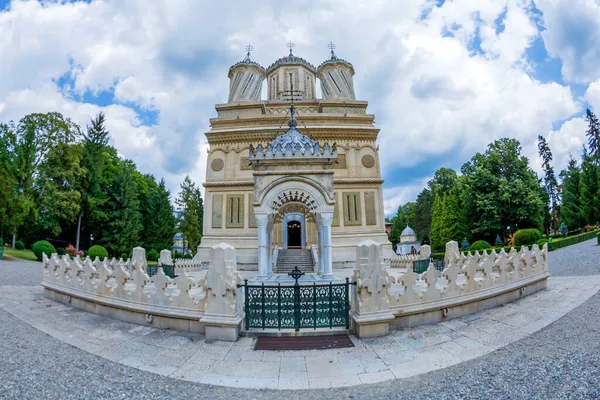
[1,275,599,390]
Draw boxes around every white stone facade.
[198,48,394,269]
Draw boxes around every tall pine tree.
[102,161,142,256]
[586,108,600,162]
[559,157,582,230]
[80,113,110,249]
[143,180,177,251]
[580,149,600,226]
[176,176,203,254]
[537,135,559,232]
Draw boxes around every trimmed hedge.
[87,245,108,260]
[32,240,56,261]
[470,240,491,251]
[15,240,25,250]
[536,238,548,247]
[513,229,542,246]
[120,253,128,260]
[431,231,599,260]
[56,247,66,256]
[547,230,599,251]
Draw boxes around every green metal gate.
[238,269,355,331]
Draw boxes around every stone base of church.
[196,231,394,270]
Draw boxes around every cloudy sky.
[1,0,599,216]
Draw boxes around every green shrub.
[32,240,56,261]
[15,240,25,250]
[548,230,599,251]
[120,253,128,260]
[495,234,503,247]
[56,247,66,256]
[460,238,470,251]
[470,240,491,251]
[87,245,108,260]
[597,232,600,245]
[0,237,3,247]
[513,229,542,246]
[536,238,548,247]
[147,249,159,262]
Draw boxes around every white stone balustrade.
[353,241,550,337]
[40,246,244,334]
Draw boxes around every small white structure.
[396,225,421,255]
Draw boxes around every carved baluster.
[97,260,113,296]
[82,257,97,293]
[441,260,461,297]
[421,263,441,301]
[399,268,420,304]
[151,268,173,306]
[112,263,132,299]
[462,258,479,294]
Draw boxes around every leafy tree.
[0,113,80,245]
[142,180,177,251]
[580,150,600,226]
[102,161,142,255]
[388,202,417,250]
[460,138,545,240]
[559,157,582,230]
[428,167,457,197]
[414,188,433,244]
[586,108,600,162]
[176,176,203,253]
[430,195,445,252]
[537,135,559,232]
[37,143,85,236]
[439,180,469,245]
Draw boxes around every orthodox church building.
[197,44,394,277]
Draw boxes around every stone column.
[316,216,324,274]
[256,214,270,279]
[321,212,334,279]
[267,215,274,275]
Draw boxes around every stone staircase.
[275,249,315,274]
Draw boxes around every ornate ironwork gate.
[238,268,355,331]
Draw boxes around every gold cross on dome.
[328,41,336,51]
[245,43,254,53]
[287,40,295,55]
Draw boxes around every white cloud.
[0,0,589,209]
[537,0,600,84]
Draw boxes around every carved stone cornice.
[203,177,384,188]
[206,130,379,146]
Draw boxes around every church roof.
[270,104,317,153]
[401,225,417,237]
[228,52,265,77]
[317,49,354,74]
[266,50,317,76]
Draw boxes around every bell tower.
[317,42,356,100]
[227,45,265,103]
[266,42,317,101]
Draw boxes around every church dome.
[227,52,265,78]
[266,51,317,76]
[401,225,417,237]
[317,49,355,74]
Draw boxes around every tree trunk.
[12,234,16,249]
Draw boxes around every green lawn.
[3,247,39,261]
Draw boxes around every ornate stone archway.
[249,104,337,279]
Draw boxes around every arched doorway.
[281,211,306,249]
[287,221,302,248]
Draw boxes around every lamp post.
[90,234,94,247]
